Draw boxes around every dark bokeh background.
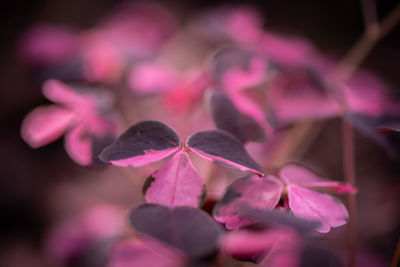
[1,0,400,266]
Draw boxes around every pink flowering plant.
[18,1,400,267]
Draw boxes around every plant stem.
[331,3,400,267]
[391,237,400,267]
[334,2,400,84]
[342,119,357,267]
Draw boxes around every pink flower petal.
[21,105,77,148]
[144,151,204,207]
[214,175,283,229]
[287,184,349,233]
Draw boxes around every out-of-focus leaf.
[192,5,263,45]
[258,31,315,66]
[280,164,356,194]
[220,229,298,263]
[287,184,349,233]
[239,207,319,234]
[18,25,79,66]
[208,91,266,143]
[100,121,181,167]
[65,115,117,166]
[21,105,77,148]
[187,130,265,176]
[128,62,179,94]
[109,236,186,267]
[299,243,343,267]
[346,113,400,161]
[144,151,204,208]
[43,79,94,108]
[213,175,282,229]
[266,67,340,125]
[210,47,267,91]
[129,204,222,259]
[377,121,400,133]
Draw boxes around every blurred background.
[1,0,400,266]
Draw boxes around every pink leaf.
[144,151,204,208]
[280,164,356,194]
[287,184,349,233]
[220,228,301,266]
[82,39,124,84]
[64,121,92,166]
[267,68,340,124]
[259,31,315,66]
[220,229,287,257]
[109,236,186,267]
[128,62,179,94]
[42,79,94,108]
[213,175,283,229]
[21,105,77,148]
[64,115,117,166]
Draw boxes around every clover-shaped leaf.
[100,121,181,166]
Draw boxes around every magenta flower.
[21,79,117,165]
[214,164,356,233]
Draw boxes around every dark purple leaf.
[129,204,223,259]
[239,207,319,234]
[186,130,265,176]
[208,91,266,143]
[99,121,181,167]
